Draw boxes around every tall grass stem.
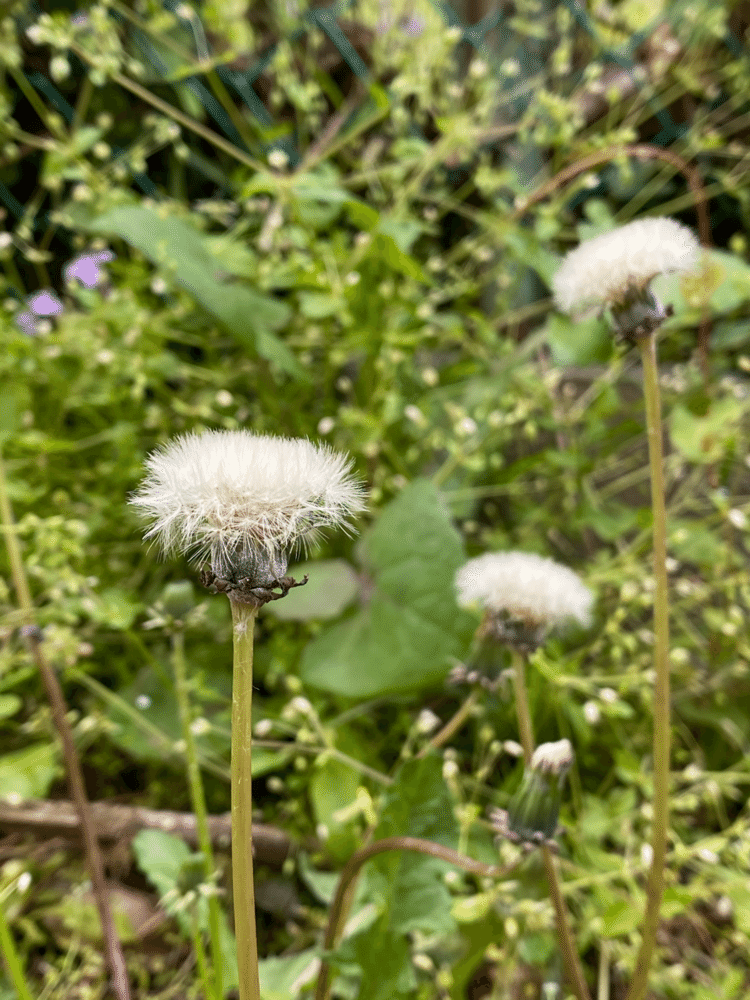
[0,885,34,1000]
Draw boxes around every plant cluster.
[1,2,750,1000]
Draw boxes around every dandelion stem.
[418,689,480,757]
[510,649,534,763]
[171,629,224,1000]
[626,333,671,1000]
[510,649,591,1000]
[230,600,261,1000]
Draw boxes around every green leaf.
[132,829,192,899]
[86,586,139,629]
[297,853,341,905]
[668,520,724,568]
[0,381,31,437]
[300,480,473,697]
[259,950,320,1000]
[72,205,305,379]
[0,694,21,719]
[451,890,494,923]
[670,397,743,464]
[0,743,58,799]
[654,249,750,319]
[266,559,359,622]
[133,829,238,988]
[544,313,611,366]
[367,233,430,283]
[298,292,344,319]
[602,897,642,937]
[518,931,556,965]
[309,756,360,861]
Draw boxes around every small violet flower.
[14,288,65,335]
[15,311,40,336]
[27,289,64,316]
[64,249,115,288]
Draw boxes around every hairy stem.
[314,836,507,1000]
[510,649,535,763]
[172,630,224,1000]
[626,335,671,1000]
[0,452,131,1000]
[510,648,591,1000]
[230,600,260,1000]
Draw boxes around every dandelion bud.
[503,739,574,845]
[160,580,195,618]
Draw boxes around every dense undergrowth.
[2,1,750,998]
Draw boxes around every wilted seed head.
[130,430,366,587]
[501,739,574,846]
[455,551,593,651]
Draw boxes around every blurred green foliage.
[1,0,750,997]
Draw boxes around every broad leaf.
[670,397,743,464]
[133,829,238,988]
[0,743,58,799]
[300,480,473,696]
[266,559,359,622]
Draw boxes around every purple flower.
[15,310,39,336]
[64,249,115,288]
[27,289,64,316]
[401,16,425,36]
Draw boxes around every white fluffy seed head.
[455,551,593,629]
[130,430,366,580]
[552,217,700,314]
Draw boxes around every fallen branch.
[0,799,294,868]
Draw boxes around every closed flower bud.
[497,739,574,846]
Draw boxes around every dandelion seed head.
[552,217,699,314]
[130,430,366,583]
[455,551,593,630]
